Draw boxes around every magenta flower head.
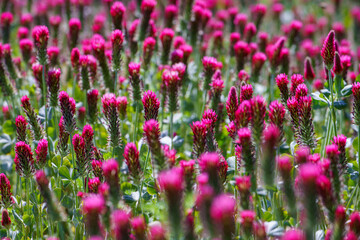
[350,212,360,235]
[19,39,33,64]
[251,3,266,29]
[251,96,267,144]
[1,209,11,229]
[111,29,124,71]
[83,194,105,237]
[142,90,160,121]
[88,178,100,193]
[163,70,181,113]
[267,37,285,70]
[240,210,256,236]
[234,41,250,71]
[234,100,252,128]
[21,96,44,142]
[295,84,308,101]
[297,96,317,149]
[295,146,310,165]
[87,89,99,124]
[102,159,120,203]
[316,175,335,214]
[282,230,305,240]
[202,56,219,91]
[59,91,76,134]
[116,96,127,120]
[123,142,141,181]
[68,18,81,50]
[262,125,280,187]
[160,28,175,64]
[0,173,13,208]
[277,156,293,179]
[139,0,157,42]
[47,46,60,66]
[18,27,29,39]
[235,175,251,209]
[210,194,235,239]
[1,12,13,43]
[150,224,166,240]
[143,37,156,67]
[226,87,238,122]
[143,119,165,170]
[269,100,285,141]
[128,62,142,103]
[299,163,321,190]
[275,73,289,104]
[32,25,49,64]
[57,117,69,157]
[15,115,28,143]
[304,57,316,82]
[198,153,221,193]
[36,139,48,169]
[14,141,35,178]
[101,93,121,151]
[332,134,347,172]
[190,121,207,158]
[131,216,147,240]
[158,167,184,238]
[353,82,360,125]
[47,68,61,107]
[240,84,253,102]
[321,30,336,69]
[110,1,126,30]
[71,47,81,72]
[290,74,305,96]
[165,4,178,28]
[111,210,131,239]
[252,52,267,78]
[333,51,343,75]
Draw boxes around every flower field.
[1,0,360,239]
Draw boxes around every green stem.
[328,68,338,137]
[201,90,208,117]
[114,70,118,95]
[133,103,139,142]
[25,178,30,215]
[169,112,174,149]
[358,126,360,188]
[42,65,48,142]
[138,149,150,213]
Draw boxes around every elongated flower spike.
[110,1,126,30]
[332,135,347,174]
[304,57,316,82]
[32,25,49,65]
[1,209,11,229]
[143,119,165,171]
[18,27,29,40]
[251,52,267,79]
[235,175,251,209]
[87,89,99,124]
[57,116,69,157]
[1,12,13,43]
[123,142,142,181]
[47,69,61,108]
[199,152,222,194]
[235,100,252,128]
[240,84,253,102]
[240,210,256,238]
[333,51,343,75]
[234,41,250,71]
[102,159,120,204]
[326,144,342,202]
[226,87,239,122]
[276,156,296,219]
[14,141,35,178]
[68,18,81,50]
[88,178,100,193]
[131,216,147,240]
[47,46,60,66]
[269,100,286,143]
[149,223,166,240]
[32,63,43,93]
[21,95,45,141]
[290,74,305,97]
[92,35,112,92]
[19,39,33,64]
[210,194,236,239]
[321,30,336,69]
[262,125,280,187]
[237,128,256,191]
[101,93,122,153]
[165,4,178,28]
[111,29,124,73]
[275,73,289,105]
[160,28,175,65]
[111,210,131,239]
[143,37,156,68]
[15,115,28,143]
[202,56,219,92]
[163,70,181,113]
[158,168,184,239]
[0,173,13,208]
[298,96,317,149]
[287,97,299,139]
[244,22,257,43]
[190,121,207,158]
[251,96,267,144]
[316,175,336,220]
[59,91,76,135]
[128,62,142,103]
[2,44,18,81]
[267,37,285,71]
[295,84,308,101]
[83,194,105,237]
[36,139,48,169]
[139,0,157,42]
[92,160,103,182]
[142,90,160,121]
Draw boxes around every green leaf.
[311,92,328,109]
[61,195,74,209]
[147,186,157,195]
[0,134,11,144]
[334,100,347,109]
[0,229,7,238]
[341,85,353,97]
[121,182,137,195]
[1,142,12,154]
[2,120,14,135]
[59,166,71,179]
[353,137,359,153]
[23,214,34,226]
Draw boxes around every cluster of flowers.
[1,0,360,239]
